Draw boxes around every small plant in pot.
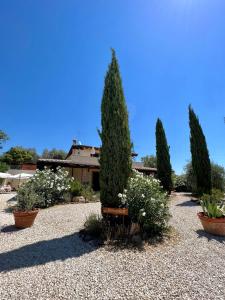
[198,189,225,236]
[13,184,42,229]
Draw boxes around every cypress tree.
[156,118,173,192]
[189,105,212,194]
[99,49,132,207]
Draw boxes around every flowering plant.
[27,167,73,207]
[120,170,170,235]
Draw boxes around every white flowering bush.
[120,170,170,235]
[27,167,73,207]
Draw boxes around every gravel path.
[0,193,225,300]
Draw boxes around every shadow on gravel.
[196,230,225,244]
[1,225,21,233]
[0,233,98,273]
[176,200,199,207]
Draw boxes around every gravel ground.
[0,193,225,300]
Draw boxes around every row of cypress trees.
[99,50,211,208]
[155,106,212,195]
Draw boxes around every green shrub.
[16,184,43,211]
[121,170,170,236]
[84,213,103,237]
[81,184,94,201]
[173,174,189,192]
[200,189,225,218]
[70,180,82,197]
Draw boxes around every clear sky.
[1,0,225,174]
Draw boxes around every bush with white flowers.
[120,170,170,236]
[27,167,73,208]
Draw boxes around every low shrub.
[81,184,94,201]
[200,189,225,218]
[120,170,170,236]
[84,213,103,237]
[172,174,189,192]
[16,184,43,211]
[70,180,82,197]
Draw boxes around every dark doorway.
[92,171,100,191]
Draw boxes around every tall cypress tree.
[189,106,211,194]
[156,118,173,192]
[99,49,132,207]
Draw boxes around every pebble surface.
[0,193,225,300]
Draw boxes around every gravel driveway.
[0,193,225,300]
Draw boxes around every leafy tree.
[156,118,172,192]
[211,162,225,192]
[42,148,67,160]
[141,155,157,168]
[184,161,225,192]
[189,106,211,194]
[2,146,38,165]
[99,49,132,207]
[0,162,9,172]
[0,130,8,149]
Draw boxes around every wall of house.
[66,167,99,187]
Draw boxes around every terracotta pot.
[13,209,39,229]
[102,207,128,216]
[197,212,225,236]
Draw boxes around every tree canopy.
[189,106,211,194]
[0,130,8,149]
[42,148,67,160]
[156,118,172,192]
[99,49,132,207]
[2,146,39,165]
[141,155,157,168]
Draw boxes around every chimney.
[73,139,78,146]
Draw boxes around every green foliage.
[99,49,132,207]
[183,161,197,193]
[42,148,67,160]
[81,184,94,201]
[200,189,225,218]
[156,118,173,192]
[70,180,83,196]
[0,161,9,172]
[172,174,188,192]
[2,146,39,165]
[121,170,170,236]
[0,130,9,149]
[184,161,225,193]
[211,162,225,192]
[84,213,103,237]
[189,106,212,194]
[16,184,43,211]
[28,167,73,207]
[141,155,157,168]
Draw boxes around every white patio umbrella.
[11,173,33,179]
[10,173,34,189]
[0,172,13,179]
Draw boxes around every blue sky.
[0,0,225,174]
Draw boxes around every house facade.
[37,140,157,191]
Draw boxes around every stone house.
[37,140,157,191]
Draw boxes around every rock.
[72,196,86,203]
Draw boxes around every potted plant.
[13,184,42,229]
[197,189,225,236]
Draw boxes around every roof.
[66,144,138,159]
[38,157,157,172]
